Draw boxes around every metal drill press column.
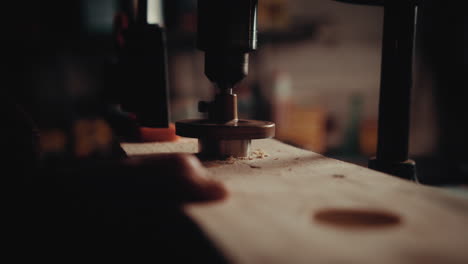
[335,0,418,180]
[369,0,418,181]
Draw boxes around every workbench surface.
[122,138,468,264]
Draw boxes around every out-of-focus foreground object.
[112,0,170,129]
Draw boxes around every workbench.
[122,138,468,264]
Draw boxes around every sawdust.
[208,149,270,167]
[226,156,237,164]
[248,149,269,159]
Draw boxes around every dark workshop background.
[3,0,467,185]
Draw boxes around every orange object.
[139,123,179,142]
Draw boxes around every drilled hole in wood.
[314,208,401,229]
[332,174,345,178]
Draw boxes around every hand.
[44,152,228,209]
[20,153,228,262]
[118,153,227,205]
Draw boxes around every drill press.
[176,0,275,159]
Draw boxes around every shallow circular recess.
[313,208,401,229]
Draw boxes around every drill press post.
[176,0,275,159]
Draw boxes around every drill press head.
[175,0,275,159]
[197,0,257,91]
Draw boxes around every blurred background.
[4,0,467,186]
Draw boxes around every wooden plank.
[122,139,468,264]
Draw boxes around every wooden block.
[122,139,468,264]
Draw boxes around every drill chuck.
[197,0,258,89]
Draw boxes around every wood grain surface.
[122,138,468,264]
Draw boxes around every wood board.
[122,138,468,264]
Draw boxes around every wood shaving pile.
[239,149,269,160]
[215,149,270,164]
[225,156,237,164]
